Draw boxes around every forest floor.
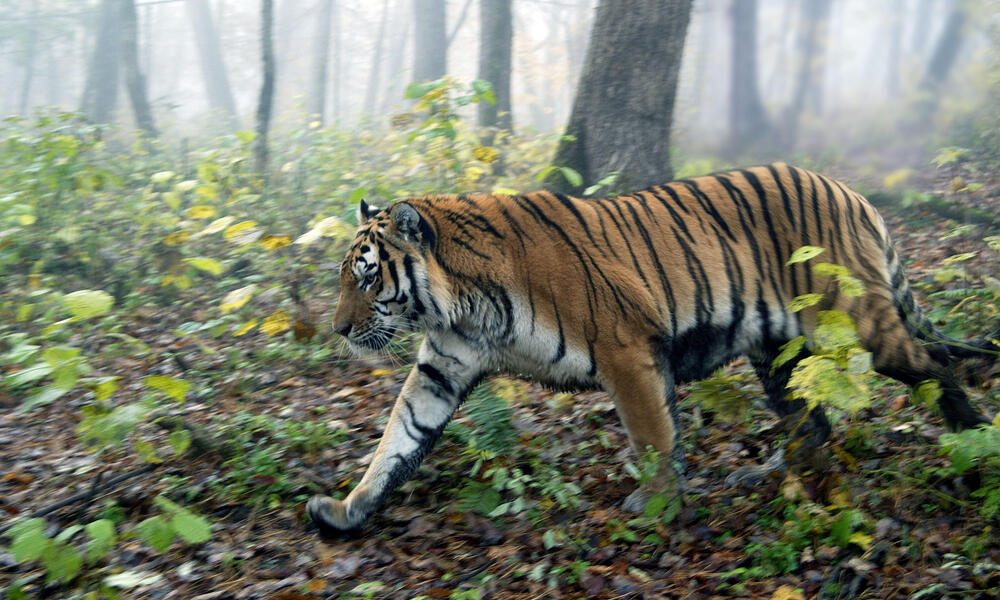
[2,161,1000,600]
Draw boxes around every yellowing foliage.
[186,205,217,219]
[261,311,290,336]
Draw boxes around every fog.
[1,0,996,164]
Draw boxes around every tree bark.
[120,0,157,137]
[255,0,276,173]
[185,0,239,129]
[308,0,334,124]
[922,3,966,87]
[364,0,390,116]
[728,0,770,154]
[18,4,40,115]
[80,0,122,124]
[549,0,692,194]
[477,0,513,135]
[381,1,411,114]
[413,0,446,82]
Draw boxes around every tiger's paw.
[307,495,362,537]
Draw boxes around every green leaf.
[772,336,807,373]
[814,311,859,352]
[560,167,583,187]
[170,512,212,544]
[42,346,81,367]
[135,515,174,553]
[62,290,113,319]
[184,257,224,276]
[42,543,82,582]
[846,351,873,375]
[168,429,191,455]
[4,363,53,387]
[643,492,668,518]
[92,378,119,402]
[234,130,256,144]
[914,380,942,408]
[19,386,69,412]
[85,519,116,562]
[42,542,81,582]
[153,495,184,515]
[349,187,368,205]
[11,523,49,562]
[404,81,438,99]
[787,246,825,265]
[54,524,84,543]
[150,170,175,184]
[830,511,853,548]
[812,262,849,278]
[535,165,558,182]
[143,375,189,402]
[133,438,163,464]
[787,293,824,313]
[836,274,866,298]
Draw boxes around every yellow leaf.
[162,191,181,210]
[186,205,217,219]
[224,220,258,239]
[771,585,804,600]
[220,285,256,313]
[295,216,344,245]
[233,319,258,336]
[260,234,292,250]
[370,369,393,377]
[849,531,873,550]
[17,214,37,226]
[197,216,235,236]
[827,487,852,509]
[184,257,224,276]
[473,145,499,164]
[163,231,189,246]
[174,180,198,192]
[63,290,114,319]
[151,170,175,184]
[261,310,290,336]
[883,168,913,189]
[993,412,1000,428]
[492,187,519,196]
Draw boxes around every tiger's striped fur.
[307,162,995,534]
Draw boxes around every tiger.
[306,162,997,535]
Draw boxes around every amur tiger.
[307,163,997,535]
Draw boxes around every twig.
[0,464,158,536]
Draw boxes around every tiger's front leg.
[307,340,481,534]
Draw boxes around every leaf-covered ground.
[2,165,999,600]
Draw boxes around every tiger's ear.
[390,202,434,247]
[357,199,381,224]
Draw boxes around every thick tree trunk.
[413,0,446,81]
[477,0,513,135]
[728,0,770,154]
[120,0,157,137]
[549,0,692,194]
[185,0,239,129]
[308,0,334,124]
[914,2,966,122]
[364,0,390,116]
[80,0,122,124]
[255,0,276,173]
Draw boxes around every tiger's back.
[307,162,993,535]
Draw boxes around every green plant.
[941,421,1000,520]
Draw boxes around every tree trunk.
[308,0,334,124]
[413,0,446,81]
[885,0,904,98]
[914,2,966,122]
[255,0,276,173]
[185,0,239,129]
[910,0,935,57]
[782,0,831,149]
[549,0,692,194]
[728,0,770,154]
[120,0,157,137]
[364,0,390,117]
[477,0,513,135]
[331,0,341,122]
[80,0,122,124]
[381,1,411,114]
[18,4,40,115]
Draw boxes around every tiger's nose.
[335,324,352,338]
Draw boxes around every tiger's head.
[332,199,440,353]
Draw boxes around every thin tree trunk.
[782,0,831,149]
[308,0,334,123]
[447,0,474,47]
[81,0,122,124]
[331,0,341,122]
[364,0,390,117]
[381,1,411,113]
[255,0,276,173]
[910,0,935,56]
[728,0,770,154]
[478,0,513,136]
[549,0,693,193]
[914,2,966,121]
[886,0,904,98]
[185,0,239,129]
[18,4,40,114]
[413,0,446,81]
[120,0,157,137]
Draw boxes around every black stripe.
[418,363,455,396]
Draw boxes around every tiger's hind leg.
[601,354,683,513]
[726,347,832,487]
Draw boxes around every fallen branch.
[0,463,158,536]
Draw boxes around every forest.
[0,0,999,598]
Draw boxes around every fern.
[457,380,518,454]
[928,288,997,300]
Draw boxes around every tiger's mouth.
[348,325,397,354]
